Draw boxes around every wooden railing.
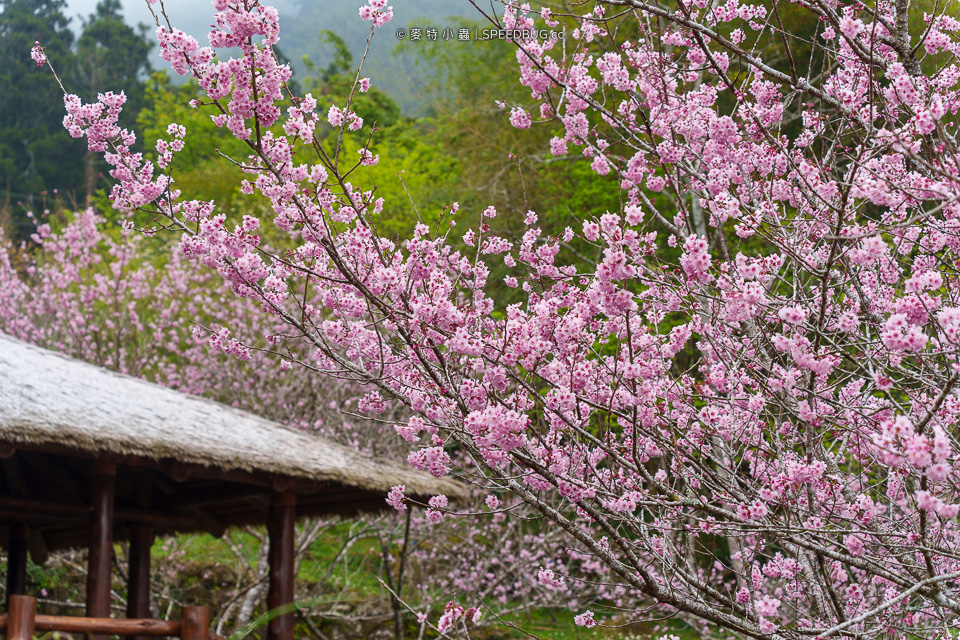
[1,595,219,639]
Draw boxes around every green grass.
[152,529,711,639]
[470,607,706,640]
[12,528,709,640]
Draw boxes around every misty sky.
[60,0,477,114]
[62,0,299,65]
[63,0,300,29]
[60,0,474,65]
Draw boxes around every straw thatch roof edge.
[0,333,463,500]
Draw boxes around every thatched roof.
[0,333,460,549]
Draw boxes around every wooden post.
[87,462,116,640]
[127,523,154,640]
[7,595,35,640]
[266,491,295,640]
[180,605,209,640]
[5,524,28,608]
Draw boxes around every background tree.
[0,0,81,235]
[75,0,152,205]
[0,0,152,237]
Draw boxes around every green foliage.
[400,18,630,235]
[400,21,551,223]
[355,118,461,239]
[293,33,456,240]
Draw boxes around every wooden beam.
[20,451,85,503]
[86,462,115,640]
[2,455,32,499]
[27,529,48,566]
[164,485,268,510]
[168,462,192,483]
[0,508,74,526]
[0,441,280,489]
[7,594,35,640]
[298,480,329,495]
[188,509,226,539]
[0,443,15,459]
[242,493,271,517]
[0,496,210,531]
[27,531,91,555]
[33,614,180,636]
[266,492,296,640]
[6,524,28,608]
[272,476,295,493]
[128,475,154,640]
[0,442,338,498]
[1,455,51,566]
[147,470,179,495]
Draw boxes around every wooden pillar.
[7,595,35,640]
[6,524,28,608]
[181,605,209,640]
[127,523,153,640]
[86,462,115,640]
[266,492,295,640]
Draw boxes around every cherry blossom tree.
[0,208,614,634]
[28,0,960,636]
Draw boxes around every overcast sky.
[60,0,475,114]
[63,0,299,30]
[61,0,470,74]
[62,0,299,69]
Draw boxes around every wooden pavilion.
[0,333,460,639]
